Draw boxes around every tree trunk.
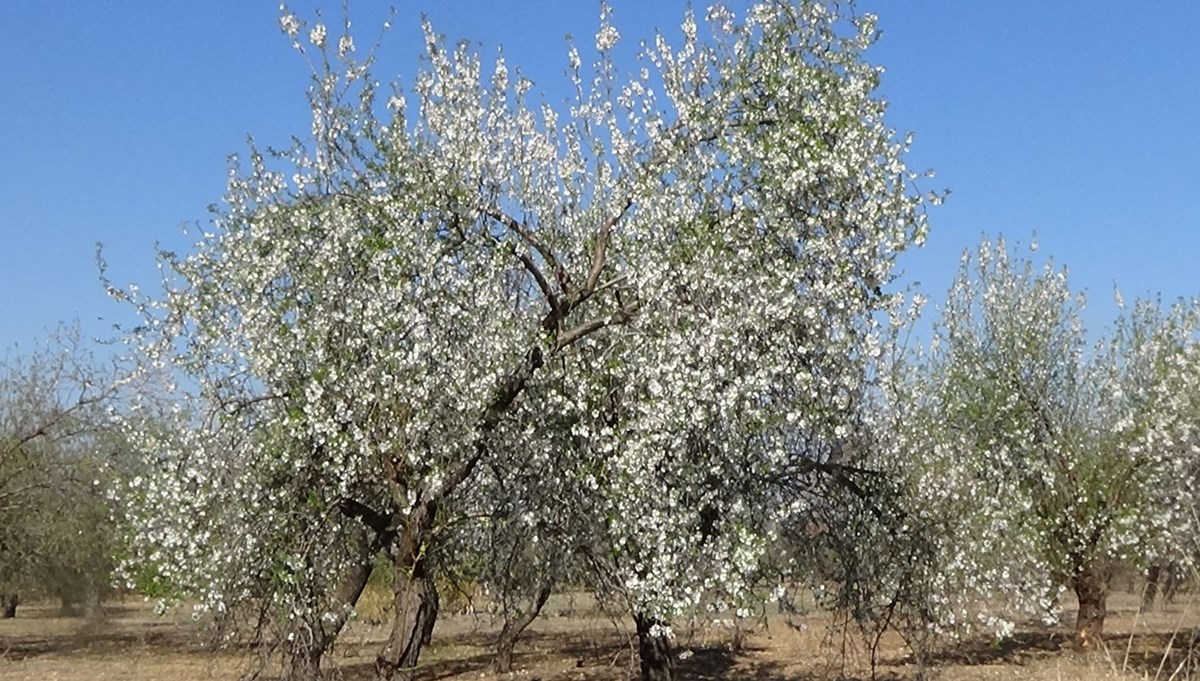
[634,613,674,681]
[83,591,105,622]
[492,581,553,674]
[285,646,326,681]
[1,593,16,619]
[1072,567,1109,649]
[59,594,78,617]
[376,503,440,681]
[1162,563,1181,605]
[375,570,438,680]
[284,540,375,680]
[1141,564,1162,614]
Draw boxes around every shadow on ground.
[6,602,1200,681]
[893,628,1067,668]
[886,623,1200,680]
[336,636,906,680]
[0,628,209,660]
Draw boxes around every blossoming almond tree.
[1088,294,1200,624]
[113,2,930,679]
[866,263,1060,650]
[901,237,1200,648]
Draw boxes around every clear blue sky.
[1,2,1197,354]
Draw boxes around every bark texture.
[375,502,440,681]
[1,592,16,619]
[634,613,674,681]
[1072,567,1109,649]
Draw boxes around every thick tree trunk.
[376,502,440,681]
[83,590,105,622]
[634,613,674,681]
[492,581,553,674]
[375,569,438,680]
[1072,567,1109,649]
[1,592,16,618]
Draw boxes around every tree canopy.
[112,2,934,679]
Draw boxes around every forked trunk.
[376,502,440,681]
[492,581,553,673]
[1,592,16,619]
[634,613,674,681]
[1072,567,1108,650]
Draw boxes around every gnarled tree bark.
[1071,565,1109,649]
[634,613,674,681]
[375,501,440,681]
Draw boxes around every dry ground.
[2,590,1199,680]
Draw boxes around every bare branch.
[482,207,566,292]
[515,252,561,326]
[583,198,633,298]
[554,300,641,353]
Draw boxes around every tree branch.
[554,300,641,353]
[439,346,546,498]
[514,252,562,328]
[337,497,396,543]
[482,207,566,293]
[582,198,633,299]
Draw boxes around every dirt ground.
[2,590,1198,680]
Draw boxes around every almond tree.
[1092,295,1200,619]
[0,327,126,620]
[113,2,931,679]
[900,237,1200,648]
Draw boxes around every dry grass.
[2,590,1198,680]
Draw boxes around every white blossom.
[309,22,326,48]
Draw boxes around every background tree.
[0,326,126,619]
[895,236,1200,648]
[1094,295,1200,617]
